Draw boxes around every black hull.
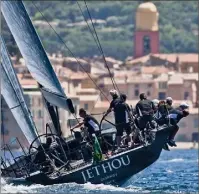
[21,125,174,186]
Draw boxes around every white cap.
[166,97,173,101]
[109,89,118,97]
[180,102,189,108]
[152,99,159,105]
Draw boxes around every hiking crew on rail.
[74,90,189,153]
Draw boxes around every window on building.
[84,103,88,110]
[158,82,167,89]
[134,89,139,97]
[194,118,198,128]
[158,92,166,100]
[148,83,152,88]
[184,92,189,100]
[143,36,151,55]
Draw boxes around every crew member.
[154,100,169,126]
[167,102,189,147]
[71,108,100,140]
[152,99,159,113]
[104,89,120,116]
[117,93,133,147]
[166,97,174,111]
[135,93,156,131]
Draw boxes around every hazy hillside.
[2,1,198,60]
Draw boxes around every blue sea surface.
[1,149,198,193]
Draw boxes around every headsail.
[0,36,39,146]
[1,0,74,113]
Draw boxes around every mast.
[1,0,75,136]
[0,36,39,146]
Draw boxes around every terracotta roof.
[63,57,88,65]
[126,53,198,67]
[152,53,198,63]
[104,57,122,64]
[126,55,150,66]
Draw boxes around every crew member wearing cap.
[167,102,189,147]
[166,97,174,111]
[104,89,120,116]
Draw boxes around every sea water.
[1,149,198,193]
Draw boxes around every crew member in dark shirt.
[115,93,133,147]
[135,93,155,130]
[104,89,120,117]
[167,102,189,147]
[71,108,100,140]
[166,97,174,111]
[105,91,132,147]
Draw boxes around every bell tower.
[134,2,159,58]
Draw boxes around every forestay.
[0,36,39,146]
[1,0,73,111]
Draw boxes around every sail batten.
[1,36,39,146]
[1,0,72,111]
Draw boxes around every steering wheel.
[99,113,116,131]
[28,133,61,155]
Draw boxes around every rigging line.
[90,92,101,114]
[76,1,120,95]
[83,0,120,93]
[31,1,110,103]
[81,1,135,120]
[78,0,133,117]
[76,1,101,54]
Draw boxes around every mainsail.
[1,0,74,113]
[0,36,39,146]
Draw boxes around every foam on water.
[1,181,143,194]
